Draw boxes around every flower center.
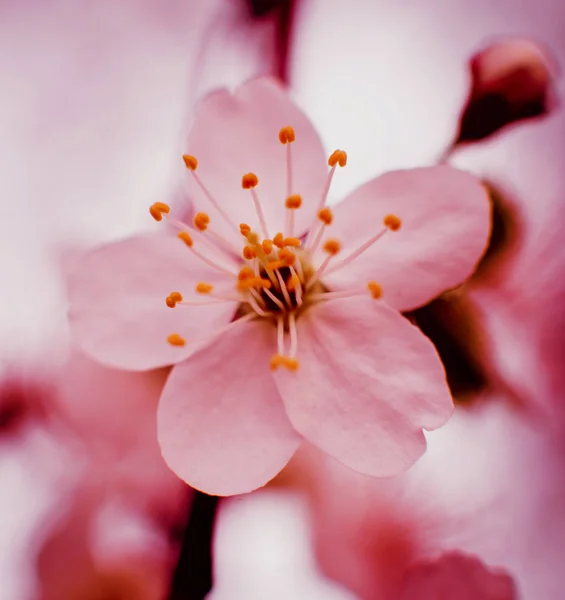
[150,126,401,371]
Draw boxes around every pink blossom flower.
[34,349,188,599]
[287,395,565,599]
[453,38,559,146]
[68,78,490,495]
[400,552,516,600]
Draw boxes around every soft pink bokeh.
[33,351,187,599]
[291,396,565,600]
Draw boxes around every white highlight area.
[208,490,358,600]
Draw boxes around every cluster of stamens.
[149,126,402,371]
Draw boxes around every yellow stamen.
[243,245,257,260]
[196,282,213,294]
[149,202,170,222]
[237,276,272,291]
[241,173,259,189]
[283,237,301,248]
[384,214,402,231]
[287,273,301,291]
[270,354,300,371]
[285,194,302,209]
[193,212,210,231]
[318,207,333,225]
[367,281,383,299]
[273,232,285,248]
[240,223,251,236]
[246,232,259,245]
[177,231,194,247]
[323,239,342,255]
[262,239,274,254]
[278,126,296,144]
[182,155,198,171]
[166,291,183,308]
[238,266,255,281]
[278,247,296,266]
[328,150,347,167]
[167,333,186,347]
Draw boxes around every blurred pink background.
[1,0,564,598]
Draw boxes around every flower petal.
[322,166,490,311]
[185,78,328,243]
[68,234,237,371]
[157,317,301,496]
[400,552,517,600]
[273,296,453,477]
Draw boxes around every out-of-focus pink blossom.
[291,0,564,168]
[67,78,490,495]
[399,552,516,600]
[452,109,565,420]
[23,349,189,599]
[52,351,187,518]
[289,397,565,600]
[454,39,559,145]
[37,489,172,600]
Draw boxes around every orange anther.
[177,231,194,247]
[278,247,296,266]
[238,266,255,281]
[367,281,383,299]
[328,150,347,167]
[240,223,251,236]
[196,282,213,294]
[243,245,257,260]
[242,173,259,189]
[167,333,186,347]
[237,276,271,291]
[318,207,333,225]
[273,232,285,248]
[182,154,198,170]
[262,239,274,254]
[254,277,272,289]
[287,273,301,291]
[193,212,210,231]
[149,202,170,221]
[166,291,183,308]
[283,237,301,248]
[270,354,285,370]
[268,260,285,270]
[283,357,300,371]
[384,214,402,231]
[323,238,341,255]
[285,194,302,209]
[278,126,296,144]
[270,355,300,371]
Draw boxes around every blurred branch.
[167,491,220,600]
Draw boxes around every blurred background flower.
[1,0,564,598]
